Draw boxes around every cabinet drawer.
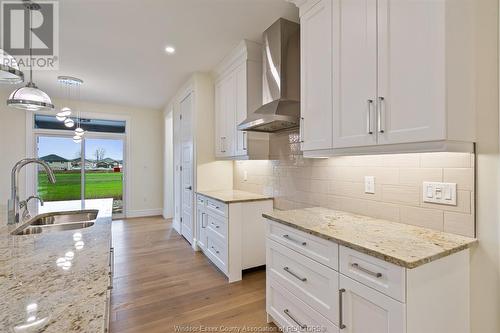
[266,220,339,269]
[197,195,207,207]
[206,232,228,274]
[206,213,227,239]
[340,246,406,302]
[268,278,339,333]
[267,239,339,323]
[206,198,228,218]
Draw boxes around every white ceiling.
[0,0,298,110]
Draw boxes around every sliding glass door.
[36,134,125,216]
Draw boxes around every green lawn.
[38,171,123,202]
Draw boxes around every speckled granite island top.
[263,207,477,269]
[196,189,273,204]
[0,199,113,333]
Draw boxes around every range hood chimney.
[238,18,300,133]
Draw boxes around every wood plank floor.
[110,216,277,333]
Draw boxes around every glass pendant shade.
[56,107,72,121]
[72,135,82,143]
[0,50,24,84]
[75,127,84,136]
[64,118,75,128]
[56,114,66,122]
[7,82,55,112]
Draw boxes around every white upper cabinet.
[300,0,333,151]
[376,0,446,145]
[332,0,377,148]
[296,0,475,155]
[214,40,269,159]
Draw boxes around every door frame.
[26,112,130,218]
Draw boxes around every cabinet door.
[300,0,333,151]
[332,0,378,148]
[339,275,405,333]
[377,0,446,144]
[234,63,248,156]
[214,80,226,157]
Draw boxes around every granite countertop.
[196,189,273,204]
[0,199,113,333]
[263,207,477,269]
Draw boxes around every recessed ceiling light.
[165,46,176,54]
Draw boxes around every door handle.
[185,186,192,190]
[377,97,385,133]
[339,288,346,329]
[367,99,374,135]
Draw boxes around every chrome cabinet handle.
[283,234,307,246]
[208,202,220,210]
[242,132,247,150]
[367,99,374,134]
[201,212,207,228]
[339,288,346,329]
[299,117,305,143]
[284,309,307,329]
[351,263,383,278]
[377,97,385,133]
[221,137,226,153]
[211,246,220,254]
[283,266,307,282]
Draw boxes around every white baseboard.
[172,218,181,233]
[126,208,163,218]
[162,208,173,219]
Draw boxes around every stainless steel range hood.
[238,18,300,133]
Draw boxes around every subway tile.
[399,168,443,186]
[420,152,472,168]
[444,212,475,237]
[382,185,420,206]
[400,206,444,231]
[340,198,400,222]
[329,181,382,201]
[443,168,474,191]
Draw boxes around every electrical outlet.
[422,182,457,206]
[364,176,375,194]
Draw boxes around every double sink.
[11,210,98,236]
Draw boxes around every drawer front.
[268,278,339,333]
[267,239,339,323]
[206,231,228,274]
[206,213,227,239]
[197,195,207,207]
[266,220,339,269]
[340,246,406,302]
[206,198,228,217]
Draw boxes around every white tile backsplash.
[234,152,476,237]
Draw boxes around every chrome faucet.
[8,158,56,225]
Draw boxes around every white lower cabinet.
[266,219,471,333]
[196,194,273,282]
[339,275,404,333]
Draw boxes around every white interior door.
[376,0,446,144]
[339,275,405,333]
[180,92,194,244]
[332,0,378,148]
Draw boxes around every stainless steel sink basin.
[11,209,98,236]
[13,221,95,235]
[29,210,98,226]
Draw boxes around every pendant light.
[56,75,84,141]
[0,49,24,84]
[7,1,54,111]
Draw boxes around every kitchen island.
[0,199,113,333]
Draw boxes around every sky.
[38,136,124,160]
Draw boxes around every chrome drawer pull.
[339,288,346,329]
[283,234,306,246]
[351,263,383,278]
[283,266,307,282]
[377,97,385,133]
[211,246,220,254]
[284,309,307,329]
[366,99,374,134]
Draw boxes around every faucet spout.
[8,158,56,225]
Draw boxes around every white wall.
[0,90,164,217]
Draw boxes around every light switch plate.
[365,176,375,194]
[422,182,457,206]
